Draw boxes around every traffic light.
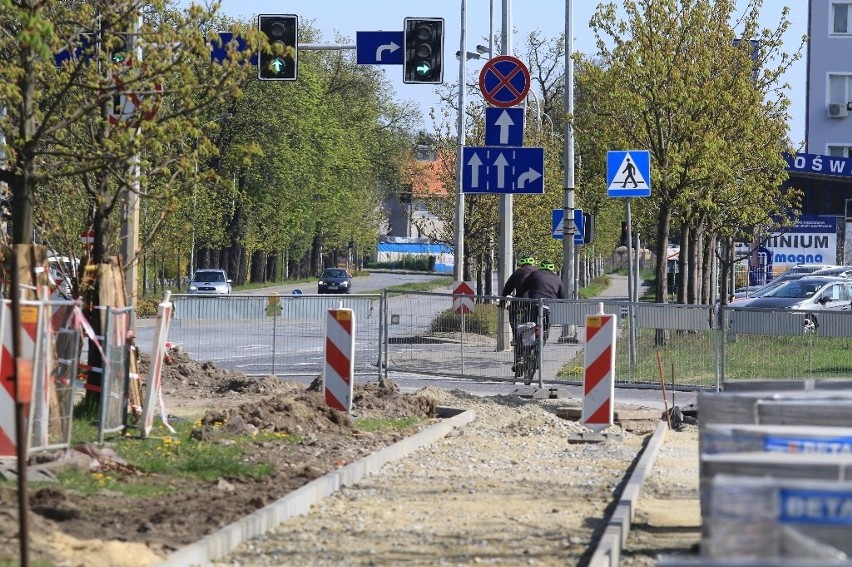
[258,14,298,81]
[620,221,629,247]
[403,18,444,84]
[110,33,129,64]
[583,212,595,244]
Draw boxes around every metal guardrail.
[149,292,852,390]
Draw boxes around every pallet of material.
[702,474,852,559]
[698,390,852,430]
[700,424,852,456]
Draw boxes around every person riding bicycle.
[501,255,538,326]
[515,260,565,341]
[502,255,537,298]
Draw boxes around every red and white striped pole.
[581,304,616,432]
[0,301,42,458]
[324,308,354,412]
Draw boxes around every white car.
[188,269,232,295]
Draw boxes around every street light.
[190,113,231,277]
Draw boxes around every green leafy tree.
[579,0,803,303]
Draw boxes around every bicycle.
[507,302,549,386]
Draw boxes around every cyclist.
[501,255,538,328]
[517,260,565,301]
[501,255,538,298]
[516,260,565,342]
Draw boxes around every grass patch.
[55,417,278,496]
[355,416,426,432]
[380,276,454,294]
[430,303,499,336]
[556,324,852,387]
[578,275,611,299]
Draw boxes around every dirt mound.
[0,350,437,566]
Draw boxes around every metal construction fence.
[150,292,852,391]
[166,294,383,378]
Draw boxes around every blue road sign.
[551,209,584,243]
[607,150,651,197]
[485,107,524,147]
[462,147,544,194]
[356,31,404,65]
[211,32,258,65]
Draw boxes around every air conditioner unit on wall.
[828,103,848,118]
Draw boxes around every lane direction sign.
[356,31,404,65]
[551,209,585,243]
[485,107,524,146]
[462,147,544,194]
[607,150,651,197]
[479,55,530,108]
[211,32,258,65]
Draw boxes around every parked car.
[731,271,808,301]
[188,269,232,295]
[810,266,852,278]
[317,268,351,294]
[786,263,838,274]
[734,276,852,311]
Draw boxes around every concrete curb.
[588,419,668,567]
[156,407,475,567]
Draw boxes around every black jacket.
[517,269,565,300]
[501,265,538,297]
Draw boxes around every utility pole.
[561,0,578,342]
[496,0,513,351]
[120,12,142,306]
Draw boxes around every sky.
[205,0,809,146]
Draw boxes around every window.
[833,2,852,34]
[827,145,852,157]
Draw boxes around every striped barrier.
[324,308,354,412]
[582,309,616,432]
[0,300,43,458]
[141,292,175,437]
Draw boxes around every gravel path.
[211,388,649,566]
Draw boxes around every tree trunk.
[653,203,671,303]
[678,225,689,304]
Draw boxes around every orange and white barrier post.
[581,304,616,432]
[141,292,174,437]
[324,308,354,412]
[0,301,43,458]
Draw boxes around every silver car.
[734,276,852,312]
[188,269,232,295]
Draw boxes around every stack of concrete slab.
[693,388,852,563]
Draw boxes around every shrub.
[136,296,160,318]
[429,303,498,336]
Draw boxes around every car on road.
[733,276,852,312]
[188,269,232,295]
[318,268,351,294]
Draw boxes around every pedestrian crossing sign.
[607,150,651,198]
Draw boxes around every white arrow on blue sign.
[210,32,258,65]
[484,107,524,146]
[607,150,651,197]
[356,31,404,65]
[462,147,544,194]
[551,209,584,243]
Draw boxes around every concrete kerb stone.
[157,407,476,567]
[588,419,669,567]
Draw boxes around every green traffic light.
[270,57,285,74]
[112,53,126,64]
[415,61,432,76]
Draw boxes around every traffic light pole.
[453,0,467,282]
[121,13,142,306]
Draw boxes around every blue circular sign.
[479,55,531,108]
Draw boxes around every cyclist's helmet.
[518,256,536,266]
[539,260,556,272]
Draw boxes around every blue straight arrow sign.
[485,107,524,146]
